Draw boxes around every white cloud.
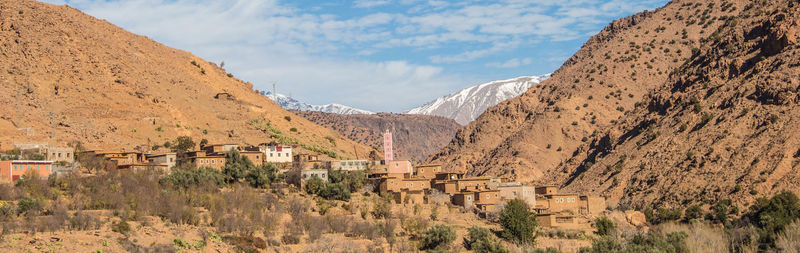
[354,0,391,8]
[486,58,533,68]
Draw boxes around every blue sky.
[42,0,668,112]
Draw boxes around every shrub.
[318,183,351,201]
[745,191,800,247]
[595,217,615,236]
[656,208,683,224]
[284,116,291,121]
[420,224,456,251]
[245,164,278,188]
[112,220,132,235]
[304,176,324,195]
[372,198,391,219]
[289,128,297,132]
[160,167,225,189]
[17,197,42,215]
[499,199,537,244]
[466,226,508,253]
[684,205,703,221]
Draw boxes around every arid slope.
[551,0,800,208]
[0,0,373,158]
[429,0,747,182]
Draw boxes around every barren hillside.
[550,0,800,208]
[293,111,460,163]
[0,0,374,159]
[428,0,747,181]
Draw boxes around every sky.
[42,0,668,112]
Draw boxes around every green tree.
[304,176,324,195]
[245,164,278,188]
[420,224,456,251]
[499,199,537,245]
[222,150,254,183]
[318,182,351,201]
[595,217,615,236]
[171,136,196,152]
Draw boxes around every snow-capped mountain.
[406,74,550,125]
[262,91,374,115]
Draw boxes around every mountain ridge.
[263,91,374,115]
[406,74,550,125]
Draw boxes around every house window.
[278,153,281,157]
[270,153,273,157]
[212,160,215,164]
[67,153,71,158]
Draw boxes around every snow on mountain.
[262,91,374,115]
[406,74,550,125]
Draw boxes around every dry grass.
[777,221,800,253]
[659,222,729,253]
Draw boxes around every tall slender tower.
[382,129,393,162]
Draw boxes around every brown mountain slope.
[0,0,373,159]
[293,111,460,163]
[428,0,747,182]
[550,0,800,208]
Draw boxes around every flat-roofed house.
[535,185,559,195]
[392,189,425,205]
[474,189,502,213]
[301,169,328,182]
[0,160,54,183]
[331,160,370,171]
[375,160,413,174]
[414,164,442,179]
[454,178,492,192]
[146,153,177,170]
[499,183,536,207]
[44,146,74,163]
[239,150,264,167]
[262,145,292,163]
[202,144,239,154]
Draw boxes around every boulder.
[625,210,647,227]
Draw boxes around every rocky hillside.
[0,0,374,159]
[550,0,800,208]
[293,111,460,163]
[406,75,549,125]
[429,0,746,182]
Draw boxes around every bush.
[112,220,132,235]
[245,164,278,188]
[684,205,703,221]
[656,207,683,224]
[595,217,615,236]
[420,224,456,250]
[160,167,225,189]
[317,183,351,201]
[17,197,42,215]
[745,191,800,247]
[466,226,508,253]
[499,199,537,244]
[304,176,324,195]
[580,231,688,253]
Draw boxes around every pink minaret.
[383,129,393,162]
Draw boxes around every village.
[0,131,606,231]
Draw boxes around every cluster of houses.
[0,141,605,229]
[364,163,605,229]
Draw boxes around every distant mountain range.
[406,75,550,125]
[262,91,374,115]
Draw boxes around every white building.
[262,145,292,163]
[330,160,370,171]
